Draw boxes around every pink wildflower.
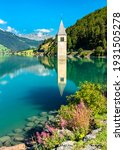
[77,102,83,109]
[41,131,49,138]
[60,118,67,128]
[36,132,42,144]
[45,124,56,133]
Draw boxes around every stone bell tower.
[57,20,67,58]
[57,20,67,96]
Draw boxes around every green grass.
[87,126,107,150]
[73,125,107,150]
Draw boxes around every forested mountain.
[67,7,107,50]
[0,29,42,51]
[39,7,107,55]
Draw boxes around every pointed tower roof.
[58,20,66,35]
[58,83,66,96]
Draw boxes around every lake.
[0,56,107,137]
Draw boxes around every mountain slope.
[39,7,107,55]
[0,29,42,51]
[66,7,107,50]
[0,44,10,53]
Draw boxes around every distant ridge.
[0,29,43,51]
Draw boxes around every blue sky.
[0,0,107,39]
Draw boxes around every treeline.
[39,7,107,56]
[67,7,107,51]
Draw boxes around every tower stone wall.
[57,20,67,59]
[57,20,67,96]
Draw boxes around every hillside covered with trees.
[39,7,107,56]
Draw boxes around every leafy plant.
[94,46,105,56]
[67,82,107,117]
[35,82,107,149]
[36,124,65,150]
[78,48,83,54]
[59,101,90,140]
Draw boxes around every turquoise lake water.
[0,56,107,136]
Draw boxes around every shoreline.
[0,82,107,150]
[0,52,107,59]
[0,109,106,150]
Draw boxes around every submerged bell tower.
[57,20,67,96]
[57,20,67,58]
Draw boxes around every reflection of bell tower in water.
[57,20,67,96]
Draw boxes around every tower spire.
[58,20,66,35]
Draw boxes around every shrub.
[59,101,90,139]
[35,82,107,148]
[94,46,105,56]
[67,82,107,117]
[36,124,65,149]
[78,48,83,54]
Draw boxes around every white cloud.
[6,26,18,34]
[37,32,43,38]
[18,28,54,41]
[0,19,7,24]
[35,28,53,33]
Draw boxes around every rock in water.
[40,112,48,116]
[3,141,11,147]
[27,116,39,122]
[14,136,24,142]
[23,127,32,132]
[0,136,11,143]
[26,122,34,127]
[14,128,23,133]
[48,115,55,121]
[49,110,58,115]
